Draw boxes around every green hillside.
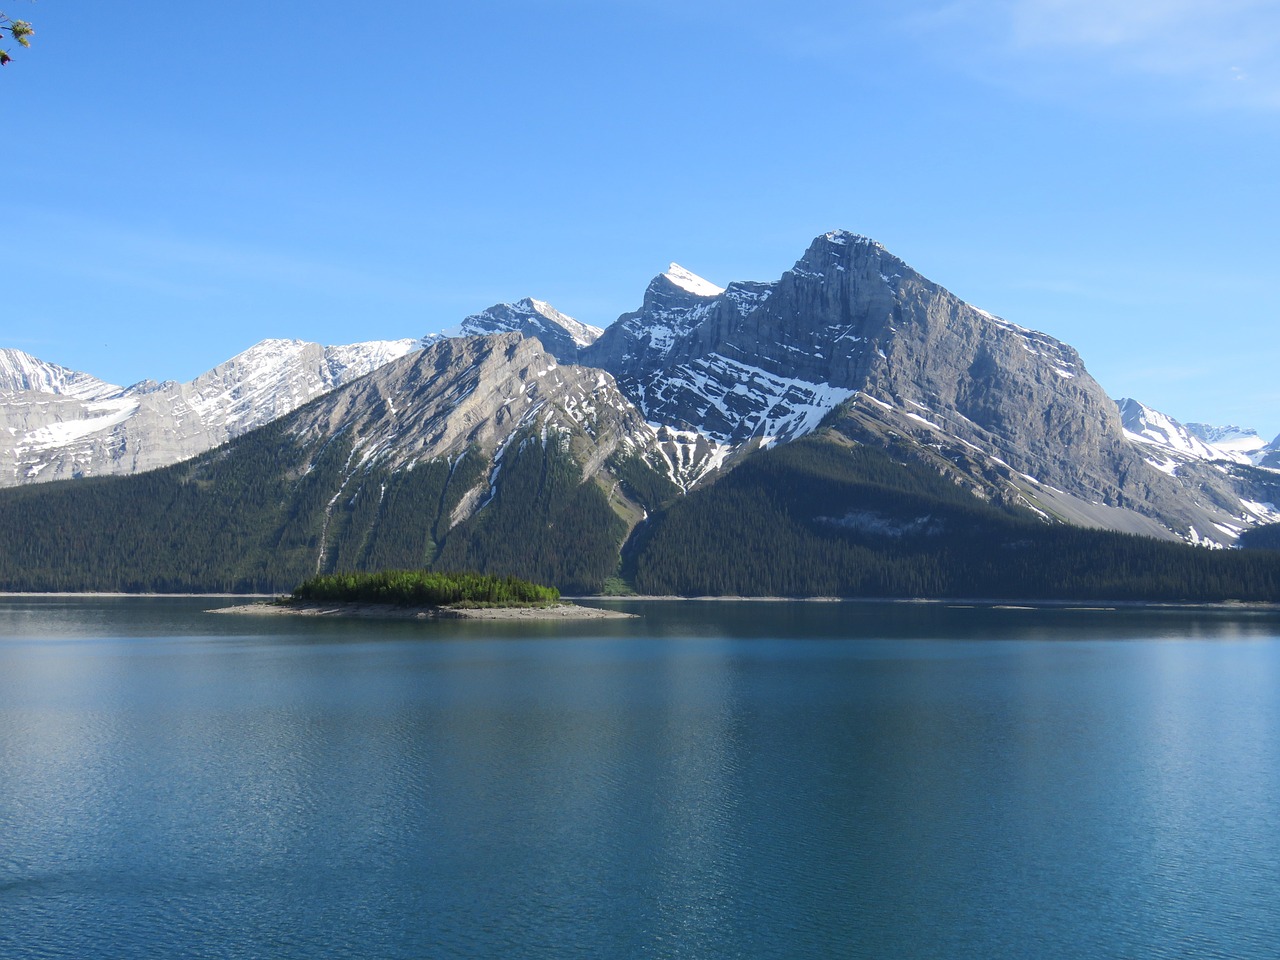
[3,415,1279,602]
[0,425,630,594]
[627,431,1280,602]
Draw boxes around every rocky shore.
[210,600,637,620]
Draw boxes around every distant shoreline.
[575,596,1280,611]
[210,600,638,621]
[0,592,276,599]
[1,593,1276,613]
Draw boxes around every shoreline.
[209,600,638,621]
[2,592,1276,612]
[577,595,1280,611]
[0,592,276,599]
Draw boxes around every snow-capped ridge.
[451,297,603,359]
[523,298,604,346]
[0,348,122,401]
[1118,398,1269,467]
[1185,422,1268,458]
[1,337,419,486]
[662,263,725,298]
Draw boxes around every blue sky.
[5,0,1279,437]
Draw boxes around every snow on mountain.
[0,348,122,401]
[272,333,708,538]
[1185,422,1269,460]
[624,351,855,447]
[286,333,651,475]
[177,337,420,431]
[1118,398,1273,469]
[662,263,724,298]
[0,337,420,485]
[1117,397,1229,470]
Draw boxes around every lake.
[2,597,1280,958]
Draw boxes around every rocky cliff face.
[288,329,735,497]
[583,263,831,444]
[0,338,419,485]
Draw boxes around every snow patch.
[18,397,139,450]
[663,263,725,298]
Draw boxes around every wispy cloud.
[905,0,1280,110]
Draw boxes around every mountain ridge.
[0,337,420,485]
[4,229,1278,550]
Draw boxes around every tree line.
[291,570,559,607]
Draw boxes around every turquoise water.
[2,597,1280,958]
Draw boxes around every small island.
[212,571,637,621]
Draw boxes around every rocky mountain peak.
[639,269,722,319]
[788,229,915,291]
[822,229,884,249]
[662,263,724,298]
[453,298,603,363]
[1118,397,1227,465]
[578,230,1269,544]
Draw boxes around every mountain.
[4,347,1279,600]
[1119,398,1271,466]
[0,334,674,593]
[585,231,1277,545]
[1113,398,1280,540]
[0,338,420,486]
[583,264,788,442]
[1263,439,1280,471]
[446,297,603,363]
[1119,397,1238,465]
[1186,422,1273,462]
[4,229,1280,598]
